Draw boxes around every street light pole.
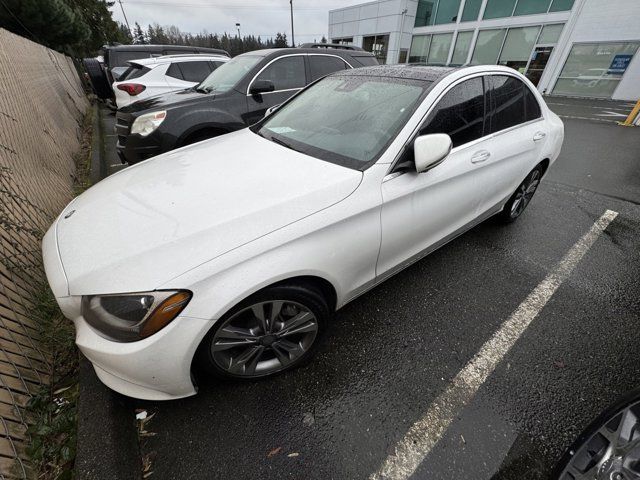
[236,23,241,38]
[118,0,131,33]
[290,0,295,47]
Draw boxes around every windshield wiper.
[269,135,297,152]
[194,86,209,93]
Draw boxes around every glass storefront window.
[461,0,483,21]
[498,26,540,73]
[363,35,390,63]
[549,0,574,12]
[553,42,639,98]
[409,35,431,63]
[538,23,564,44]
[451,31,473,65]
[483,0,517,19]
[514,0,552,16]
[415,0,436,27]
[434,0,462,24]
[428,33,453,64]
[471,29,507,64]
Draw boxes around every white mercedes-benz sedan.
[43,65,563,400]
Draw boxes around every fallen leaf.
[554,360,566,369]
[267,447,282,458]
[288,452,299,458]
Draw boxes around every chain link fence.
[0,28,88,478]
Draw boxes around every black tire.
[553,387,640,479]
[196,284,329,380]
[82,58,113,100]
[498,164,544,224]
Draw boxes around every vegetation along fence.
[0,28,88,478]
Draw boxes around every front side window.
[487,75,541,133]
[255,56,306,91]
[257,76,429,170]
[420,77,485,148]
[198,55,262,93]
[309,56,348,82]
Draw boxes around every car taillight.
[117,83,146,96]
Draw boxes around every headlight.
[81,290,191,342]
[130,110,166,137]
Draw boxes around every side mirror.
[414,133,452,173]
[264,103,282,117]
[250,79,275,95]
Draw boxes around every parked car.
[43,65,564,400]
[112,54,229,109]
[84,44,230,101]
[114,45,379,164]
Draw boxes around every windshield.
[198,55,261,93]
[256,75,430,170]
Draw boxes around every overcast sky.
[109,0,367,42]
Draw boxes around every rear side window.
[177,61,213,82]
[256,56,306,90]
[487,75,541,133]
[419,77,485,148]
[121,65,150,81]
[166,63,184,80]
[309,56,348,81]
[352,55,378,66]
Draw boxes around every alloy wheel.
[510,170,541,219]
[559,400,640,480]
[210,300,319,377]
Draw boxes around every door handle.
[533,131,547,142]
[471,150,491,163]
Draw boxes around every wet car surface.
[114,104,640,479]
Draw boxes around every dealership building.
[328,0,640,100]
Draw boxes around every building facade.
[328,0,640,100]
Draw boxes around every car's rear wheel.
[499,165,543,223]
[196,284,329,380]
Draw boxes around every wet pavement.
[97,100,640,479]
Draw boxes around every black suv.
[115,46,378,164]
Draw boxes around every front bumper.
[115,112,164,164]
[43,222,213,401]
[74,313,211,400]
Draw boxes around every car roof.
[333,64,461,82]
[129,54,229,66]
[237,47,375,59]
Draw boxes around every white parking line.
[370,209,619,480]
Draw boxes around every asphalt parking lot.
[99,98,640,479]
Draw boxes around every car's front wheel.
[499,165,543,223]
[196,284,329,380]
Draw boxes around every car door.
[477,74,547,213]
[244,55,307,125]
[376,76,490,279]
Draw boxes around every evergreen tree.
[133,22,146,44]
[274,32,288,48]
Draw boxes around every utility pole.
[118,0,131,33]
[290,0,295,47]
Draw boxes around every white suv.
[112,54,229,109]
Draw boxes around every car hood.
[56,129,362,296]
[120,88,212,113]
